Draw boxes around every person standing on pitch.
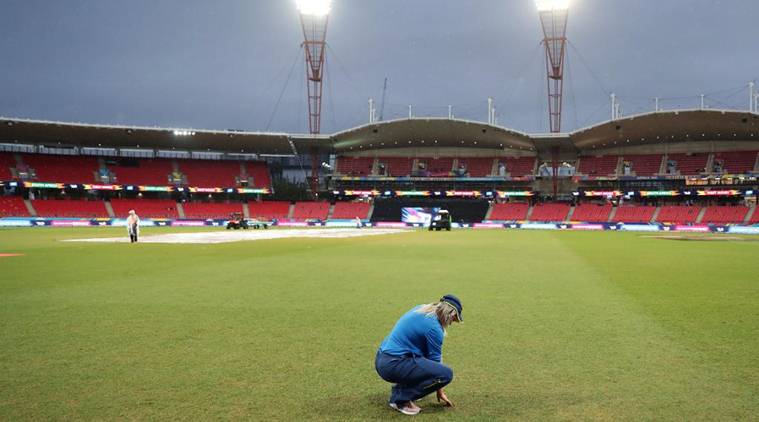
[126,210,140,243]
[375,294,462,416]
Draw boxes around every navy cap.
[440,294,463,322]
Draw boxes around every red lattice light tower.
[297,0,331,135]
[536,0,569,133]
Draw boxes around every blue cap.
[440,294,463,322]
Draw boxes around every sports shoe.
[389,402,420,416]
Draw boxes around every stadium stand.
[0,196,29,217]
[244,161,272,188]
[336,157,374,176]
[457,157,494,177]
[177,160,242,187]
[0,153,16,180]
[331,202,371,219]
[501,157,536,177]
[181,202,243,219]
[489,203,530,221]
[107,158,173,186]
[110,199,179,219]
[22,154,99,184]
[378,157,414,176]
[291,202,330,221]
[656,205,701,224]
[32,199,109,218]
[700,206,750,224]
[712,151,758,174]
[613,205,656,223]
[418,157,454,176]
[750,208,759,224]
[529,203,570,222]
[572,204,613,222]
[247,201,290,220]
[578,155,619,176]
[666,153,708,175]
[622,154,662,176]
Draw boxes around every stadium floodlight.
[536,0,570,133]
[536,0,570,11]
[296,0,331,17]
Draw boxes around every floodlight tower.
[536,0,569,133]
[297,0,331,135]
[297,0,331,197]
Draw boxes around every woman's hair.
[415,301,459,332]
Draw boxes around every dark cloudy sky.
[0,0,756,134]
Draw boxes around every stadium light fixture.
[173,130,196,136]
[536,0,570,11]
[296,0,331,17]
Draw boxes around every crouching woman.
[375,295,463,416]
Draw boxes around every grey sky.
[0,0,756,134]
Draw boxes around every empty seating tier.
[489,203,530,221]
[247,201,290,220]
[177,160,242,187]
[713,151,758,174]
[337,157,374,176]
[578,155,619,176]
[656,206,701,224]
[0,196,29,217]
[23,154,99,184]
[32,199,109,218]
[292,202,330,221]
[613,205,656,223]
[529,203,570,222]
[623,154,662,176]
[378,157,414,177]
[700,206,749,224]
[0,153,16,180]
[501,157,536,177]
[244,162,272,189]
[457,158,494,177]
[110,199,179,219]
[667,153,708,175]
[417,158,454,176]
[107,159,173,186]
[572,204,613,222]
[181,202,243,219]
[331,202,371,219]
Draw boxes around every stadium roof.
[1,109,758,155]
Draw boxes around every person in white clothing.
[126,210,140,243]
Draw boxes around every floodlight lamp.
[536,0,570,11]
[296,0,331,17]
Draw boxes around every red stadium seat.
[108,159,173,186]
[700,206,749,224]
[379,157,414,177]
[110,199,179,219]
[291,202,330,221]
[578,155,619,177]
[244,162,272,189]
[0,196,29,217]
[417,158,454,176]
[667,153,708,175]
[22,154,99,184]
[331,202,370,219]
[500,157,536,177]
[622,154,663,176]
[181,202,244,219]
[613,205,656,223]
[529,203,570,222]
[713,151,758,174]
[457,158,495,177]
[32,199,109,218]
[247,201,290,220]
[572,204,613,222]
[0,153,16,180]
[337,157,375,176]
[177,160,243,187]
[489,203,529,221]
[656,206,701,224]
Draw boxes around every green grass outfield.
[1,227,758,421]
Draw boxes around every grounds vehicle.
[226,212,249,230]
[429,209,452,231]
